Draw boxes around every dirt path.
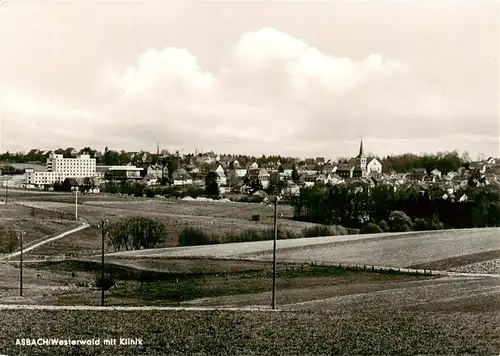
[0,222,89,261]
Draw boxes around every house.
[233,168,247,177]
[430,169,442,178]
[27,149,41,157]
[366,158,382,174]
[304,158,315,166]
[486,157,497,165]
[283,182,300,197]
[215,165,227,186]
[246,162,259,170]
[104,165,143,180]
[172,169,193,186]
[62,177,100,193]
[329,174,345,185]
[337,166,355,179]
[232,160,241,168]
[315,157,325,166]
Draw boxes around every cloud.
[3,26,498,157]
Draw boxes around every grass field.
[0,256,437,307]
[15,199,322,257]
[250,227,500,269]
[0,309,498,355]
[0,205,78,256]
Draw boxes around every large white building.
[25,153,96,186]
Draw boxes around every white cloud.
[2,25,498,157]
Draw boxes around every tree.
[388,211,413,232]
[205,172,220,197]
[106,217,166,252]
[291,167,300,183]
[0,225,17,253]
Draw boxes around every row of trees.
[291,183,500,230]
[380,151,465,174]
[106,217,166,251]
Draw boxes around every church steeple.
[358,137,365,157]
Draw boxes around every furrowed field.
[0,309,499,356]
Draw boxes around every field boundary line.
[0,304,282,312]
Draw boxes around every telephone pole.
[101,219,105,306]
[19,231,26,296]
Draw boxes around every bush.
[145,189,156,198]
[360,223,384,234]
[301,225,347,237]
[178,227,219,246]
[388,211,413,232]
[302,225,331,237]
[237,195,264,203]
[251,214,260,222]
[413,218,428,231]
[94,274,115,291]
[378,220,390,232]
[414,216,444,231]
[347,228,361,235]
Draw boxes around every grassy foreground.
[0,309,498,355]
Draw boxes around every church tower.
[355,137,367,177]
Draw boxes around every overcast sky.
[0,1,498,159]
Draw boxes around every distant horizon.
[0,145,493,162]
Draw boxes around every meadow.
[15,198,323,258]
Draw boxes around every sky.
[0,0,498,160]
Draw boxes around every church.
[336,139,382,179]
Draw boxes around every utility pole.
[5,178,8,204]
[75,187,78,220]
[271,170,279,310]
[101,219,105,306]
[19,231,25,297]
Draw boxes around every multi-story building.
[25,153,96,186]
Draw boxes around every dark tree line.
[380,151,463,174]
[292,183,500,231]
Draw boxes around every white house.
[215,165,227,186]
[366,158,382,174]
[430,169,442,178]
[234,169,247,177]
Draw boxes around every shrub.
[178,227,219,246]
[302,225,347,237]
[413,218,428,231]
[360,223,383,234]
[388,211,413,232]
[144,189,156,198]
[302,225,331,237]
[347,228,360,235]
[251,214,260,222]
[378,220,390,232]
[414,216,444,231]
[94,273,116,291]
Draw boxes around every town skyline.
[1,1,498,158]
